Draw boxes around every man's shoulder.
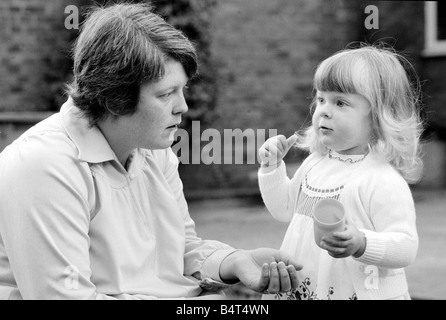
[0,113,80,169]
[140,148,178,163]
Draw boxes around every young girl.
[258,45,423,300]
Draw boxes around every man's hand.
[219,248,303,294]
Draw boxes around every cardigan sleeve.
[258,153,320,223]
[258,161,294,222]
[354,165,419,269]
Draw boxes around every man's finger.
[267,262,280,293]
[258,263,270,291]
[277,262,291,292]
[277,252,303,271]
[287,265,299,290]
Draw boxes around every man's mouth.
[167,123,180,129]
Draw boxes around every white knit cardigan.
[258,152,419,300]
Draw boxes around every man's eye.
[161,92,173,99]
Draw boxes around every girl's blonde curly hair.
[297,44,424,183]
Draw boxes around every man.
[0,3,301,300]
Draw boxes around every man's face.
[120,59,189,150]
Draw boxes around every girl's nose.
[319,105,332,118]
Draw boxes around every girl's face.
[312,91,373,155]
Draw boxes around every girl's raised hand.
[258,134,298,172]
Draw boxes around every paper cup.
[313,198,345,248]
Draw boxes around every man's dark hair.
[66,3,198,126]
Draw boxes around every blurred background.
[0,0,445,299]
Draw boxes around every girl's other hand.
[319,223,366,258]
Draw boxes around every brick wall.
[0,0,79,112]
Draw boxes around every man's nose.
[174,93,188,114]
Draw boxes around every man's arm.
[162,149,303,294]
[0,134,162,300]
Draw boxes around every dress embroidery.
[273,277,358,300]
[301,174,344,199]
[328,149,367,163]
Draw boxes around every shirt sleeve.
[162,149,237,283]
[0,134,167,300]
[354,167,419,269]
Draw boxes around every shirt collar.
[61,98,116,164]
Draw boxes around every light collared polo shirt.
[0,98,235,300]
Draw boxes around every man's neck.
[97,120,133,170]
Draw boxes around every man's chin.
[143,130,179,150]
[168,128,179,144]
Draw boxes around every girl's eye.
[317,97,324,104]
[337,100,348,108]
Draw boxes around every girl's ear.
[368,124,379,145]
